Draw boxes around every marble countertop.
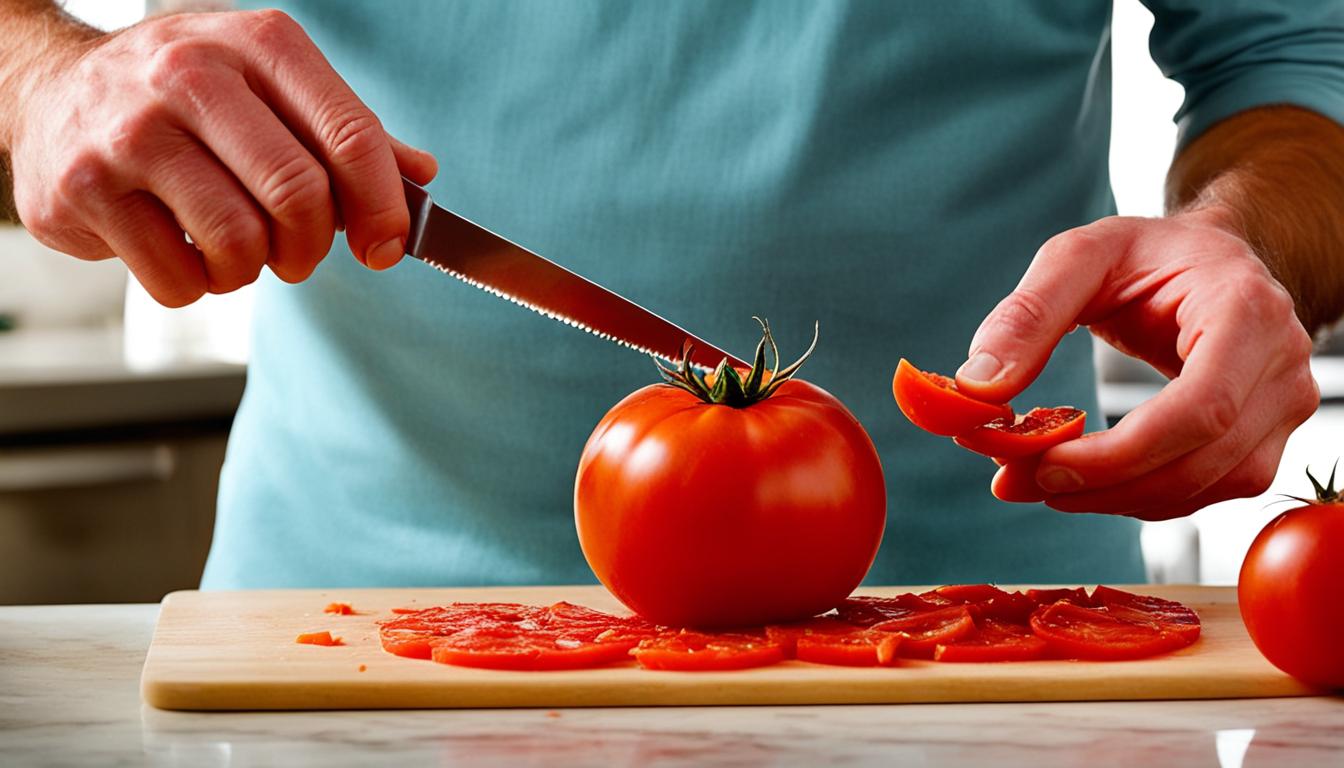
[2,605,1342,767]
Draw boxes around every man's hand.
[953,106,1344,521]
[0,7,437,307]
[956,210,1318,520]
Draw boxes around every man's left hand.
[955,209,1319,520]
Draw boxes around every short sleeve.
[1139,0,1344,147]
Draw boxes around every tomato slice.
[295,630,342,646]
[430,625,638,670]
[836,593,940,626]
[933,618,1048,662]
[1026,587,1094,607]
[766,618,901,666]
[1029,601,1194,660]
[954,407,1086,459]
[1090,586,1201,641]
[892,359,1013,437]
[632,630,786,671]
[871,606,976,658]
[379,602,656,660]
[924,584,1011,604]
[991,455,1047,503]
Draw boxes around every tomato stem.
[654,318,819,407]
[1305,460,1341,504]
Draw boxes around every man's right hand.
[0,8,437,307]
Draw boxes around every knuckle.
[321,108,384,167]
[205,209,268,261]
[145,40,216,98]
[1293,369,1321,420]
[1192,383,1240,441]
[991,287,1054,338]
[258,155,330,220]
[53,153,115,201]
[246,9,303,48]
[1038,227,1100,264]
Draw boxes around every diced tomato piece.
[296,631,342,646]
[324,602,355,615]
[766,618,901,666]
[836,593,940,627]
[933,619,1047,662]
[892,359,1013,437]
[1029,601,1194,660]
[1090,586,1201,641]
[1026,587,1094,607]
[429,625,639,670]
[632,631,786,671]
[871,606,976,658]
[954,407,1086,459]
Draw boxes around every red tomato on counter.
[575,322,886,628]
[1239,464,1344,689]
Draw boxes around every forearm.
[0,1,97,221]
[1167,105,1344,336]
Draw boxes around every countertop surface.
[2,604,1342,767]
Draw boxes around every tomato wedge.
[836,593,940,626]
[1090,586,1201,641]
[1029,601,1193,660]
[933,618,1047,662]
[632,630,786,671]
[871,605,975,658]
[892,359,1013,437]
[766,618,901,666]
[430,625,639,670]
[954,407,1086,459]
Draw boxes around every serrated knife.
[402,178,746,370]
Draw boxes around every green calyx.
[1305,461,1342,504]
[1280,460,1342,506]
[654,317,818,407]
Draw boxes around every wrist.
[0,6,101,151]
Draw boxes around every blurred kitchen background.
[2,1,1341,604]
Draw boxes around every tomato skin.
[891,359,1012,437]
[1029,602,1192,660]
[575,379,886,628]
[1239,501,1344,689]
[933,619,1047,662]
[632,631,786,671]
[953,407,1086,459]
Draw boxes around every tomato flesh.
[1029,601,1193,660]
[766,618,901,666]
[954,407,1086,459]
[934,618,1047,662]
[430,626,638,670]
[871,606,975,658]
[323,602,355,615]
[296,631,342,646]
[1090,586,1201,641]
[892,359,1013,437]
[1026,587,1094,607]
[836,594,940,627]
[632,631,786,671]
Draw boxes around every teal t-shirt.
[203,1,1344,589]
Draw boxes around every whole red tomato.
[1239,463,1344,689]
[575,321,886,628]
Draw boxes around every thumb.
[955,223,1132,402]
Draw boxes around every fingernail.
[1038,467,1084,493]
[366,238,404,270]
[957,352,1003,385]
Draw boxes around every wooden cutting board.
[140,584,1314,710]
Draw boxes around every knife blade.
[401,178,746,370]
